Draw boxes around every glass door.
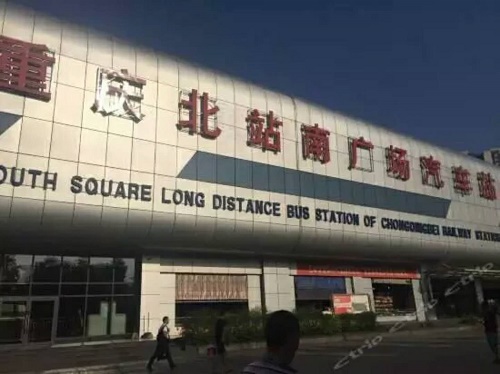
[0,297,58,345]
[28,299,58,343]
[0,299,28,344]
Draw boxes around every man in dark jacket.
[213,311,232,373]
[147,316,176,372]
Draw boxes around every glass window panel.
[285,170,300,196]
[85,297,111,337]
[89,257,113,283]
[31,284,59,296]
[364,186,377,207]
[252,163,269,191]
[113,283,136,295]
[313,174,328,200]
[269,166,285,194]
[235,159,252,189]
[33,256,61,282]
[62,257,89,283]
[113,258,135,284]
[57,297,85,339]
[112,296,138,336]
[299,172,314,198]
[216,157,235,186]
[339,180,354,205]
[61,284,87,296]
[1,254,32,283]
[0,284,29,296]
[327,179,340,201]
[350,182,365,205]
[88,284,113,295]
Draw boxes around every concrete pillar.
[345,277,353,294]
[474,278,484,304]
[247,275,262,311]
[352,277,374,311]
[262,261,295,312]
[139,256,162,337]
[412,279,426,322]
[419,266,437,321]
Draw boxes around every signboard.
[298,264,420,279]
[331,294,371,315]
[332,294,352,314]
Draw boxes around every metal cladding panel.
[0,3,498,264]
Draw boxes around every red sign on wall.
[0,35,55,101]
[178,89,221,139]
[478,172,497,201]
[420,155,444,189]
[452,166,472,196]
[297,264,420,279]
[301,123,330,164]
[386,145,410,181]
[246,109,282,152]
[348,137,374,171]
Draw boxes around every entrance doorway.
[0,297,58,345]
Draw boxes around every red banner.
[297,264,419,279]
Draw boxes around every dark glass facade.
[0,254,140,345]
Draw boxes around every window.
[33,256,61,282]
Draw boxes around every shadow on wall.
[0,111,21,135]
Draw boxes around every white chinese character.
[92,68,146,122]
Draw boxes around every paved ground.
[146,328,498,374]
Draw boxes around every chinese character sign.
[92,68,146,122]
[348,137,374,171]
[478,172,496,200]
[177,89,221,139]
[0,35,55,101]
[246,109,282,153]
[301,124,330,164]
[420,156,444,189]
[452,166,472,196]
[386,146,410,181]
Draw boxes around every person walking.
[147,316,176,372]
[242,310,300,374]
[213,311,232,374]
[482,300,500,363]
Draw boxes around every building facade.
[0,1,499,346]
[483,149,500,167]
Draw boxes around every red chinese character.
[301,123,330,164]
[420,156,444,188]
[177,89,221,138]
[386,146,410,181]
[246,109,282,152]
[452,166,472,195]
[478,172,496,200]
[0,35,55,101]
[349,137,374,170]
[200,92,220,139]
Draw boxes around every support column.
[352,277,374,311]
[419,266,437,321]
[139,256,162,337]
[345,277,353,294]
[412,279,426,322]
[247,275,262,311]
[262,261,295,312]
[474,278,484,304]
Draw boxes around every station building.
[0,1,499,346]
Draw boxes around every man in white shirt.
[242,310,300,374]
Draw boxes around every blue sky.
[16,0,500,153]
